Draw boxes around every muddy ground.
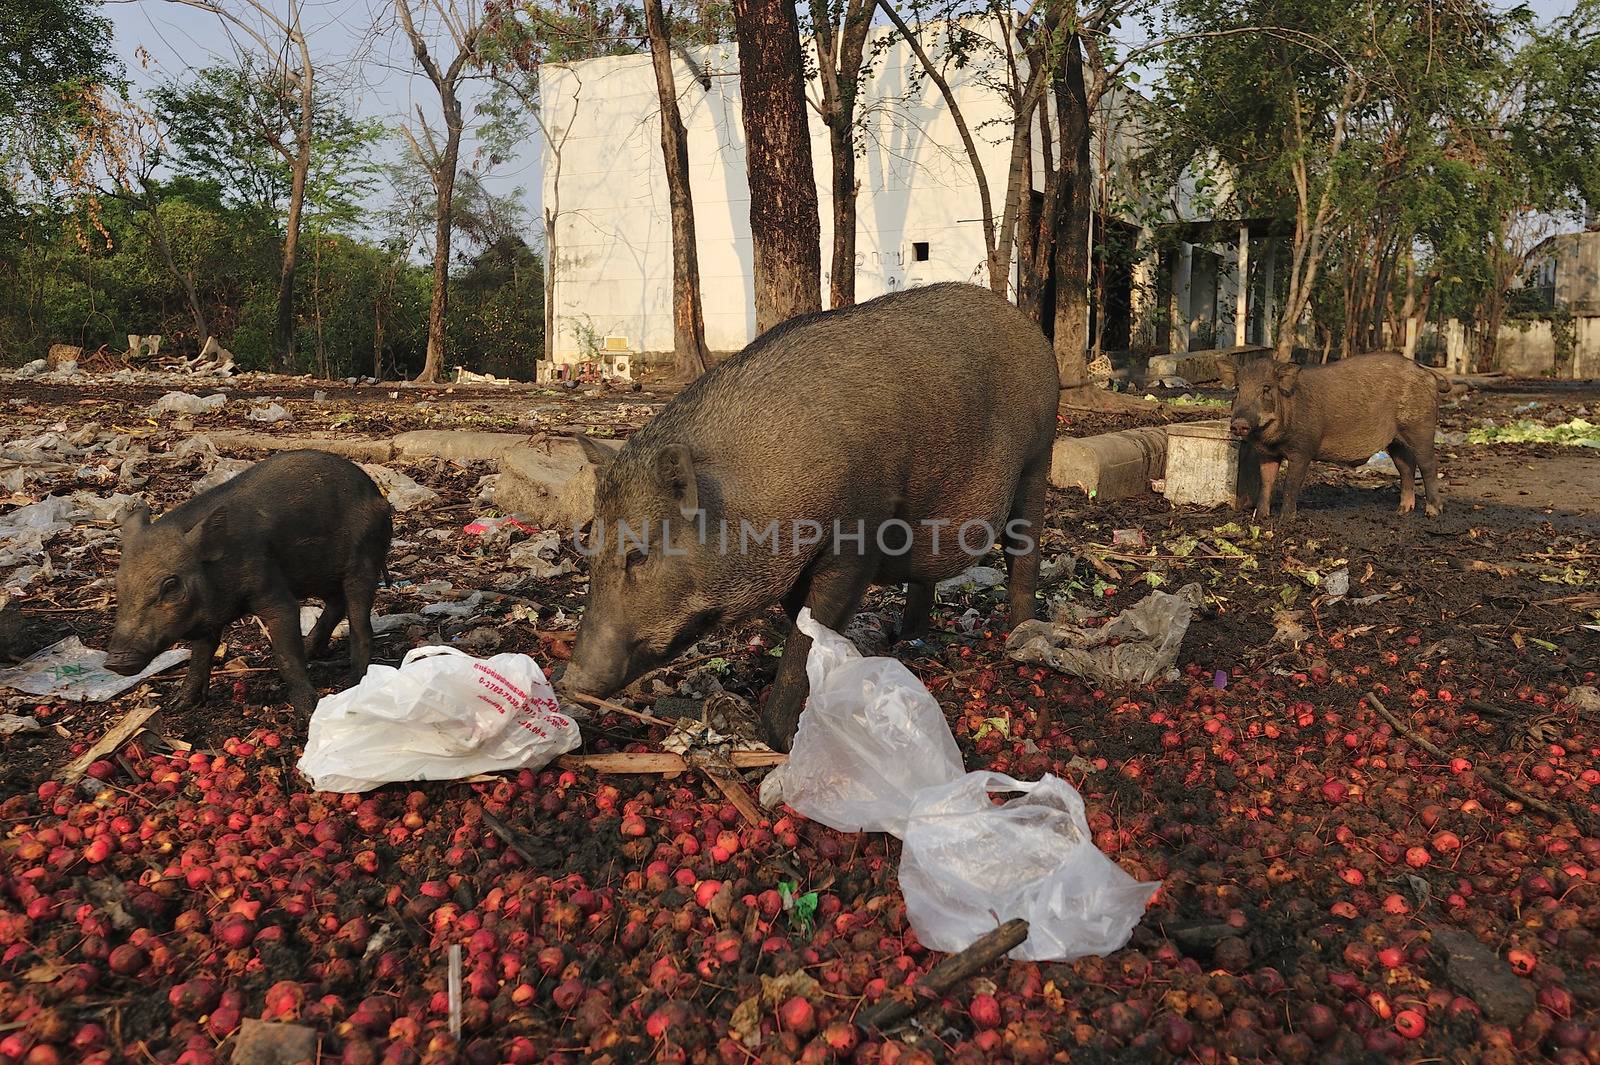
[0,371,1596,1065]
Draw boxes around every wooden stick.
[478,809,540,867]
[700,767,764,826]
[565,691,674,728]
[557,751,787,774]
[857,919,1030,1031]
[59,704,159,785]
[1366,692,1576,827]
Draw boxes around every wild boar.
[106,450,393,714]
[1229,353,1450,520]
[558,283,1061,750]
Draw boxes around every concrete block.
[1050,426,1168,500]
[495,438,620,529]
[1164,421,1259,509]
[391,430,531,464]
[205,431,396,463]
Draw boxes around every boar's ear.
[656,443,699,519]
[187,507,229,563]
[121,504,150,542]
[577,434,620,470]
[1275,363,1301,394]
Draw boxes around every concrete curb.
[1050,425,1170,500]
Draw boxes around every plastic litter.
[899,771,1161,960]
[769,610,1157,961]
[148,392,226,417]
[360,464,438,513]
[1005,583,1205,685]
[0,636,189,701]
[934,566,1005,596]
[247,403,291,423]
[464,516,538,538]
[0,714,42,734]
[1323,566,1350,601]
[296,645,579,792]
[508,530,573,578]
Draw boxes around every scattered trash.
[192,458,250,494]
[360,464,439,512]
[296,646,579,792]
[1004,584,1206,685]
[935,565,1005,596]
[769,610,1157,961]
[421,592,483,619]
[1467,418,1599,447]
[1323,566,1350,601]
[1271,609,1310,647]
[1,492,139,591]
[0,636,188,701]
[464,511,537,534]
[956,608,983,634]
[230,1018,317,1065]
[147,392,226,417]
[0,713,42,734]
[1212,669,1229,689]
[508,529,573,578]
[246,403,291,423]
[1111,528,1148,549]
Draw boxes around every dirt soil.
[0,372,1596,1065]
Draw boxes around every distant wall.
[1443,315,1600,379]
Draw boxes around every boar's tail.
[1432,371,1452,395]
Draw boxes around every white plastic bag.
[774,609,1158,961]
[899,771,1160,961]
[297,646,579,793]
[777,611,963,835]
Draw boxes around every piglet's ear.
[1275,363,1301,394]
[121,504,150,542]
[187,507,229,563]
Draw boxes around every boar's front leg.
[255,592,320,716]
[1278,454,1312,522]
[304,591,347,659]
[761,556,876,752]
[175,634,220,709]
[1255,460,1280,519]
[899,580,934,641]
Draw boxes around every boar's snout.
[558,624,638,700]
[1230,417,1253,437]
[104,636,157,677]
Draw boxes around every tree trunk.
[274,46,314,373]
[645,0,710,380]
[544,208,557,366]
[813,0,871,310]
[1052,34,1091,389]
[733,0,822,333]
[417,101,462,385]
[141,192,211,348]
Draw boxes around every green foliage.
[149,64,384,231]
[0,0,120,191]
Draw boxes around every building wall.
[1524,229,1600,314]
[540,29,1028,363]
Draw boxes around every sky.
[106,0,1583,251]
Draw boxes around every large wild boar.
[1229,353,1451,520]
[559,283,1061,750]
[106,450,392,715]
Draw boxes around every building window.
[913,241,930,262]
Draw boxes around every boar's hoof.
[1425,502,1443,518]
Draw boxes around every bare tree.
[161,0,314,370]
[732,0,823,331]
[395,0,484,384]
[644,0,711,378]
[809,0,875,307]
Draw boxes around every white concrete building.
[538,25,1278,370]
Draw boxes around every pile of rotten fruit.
[1,284,1598,1065]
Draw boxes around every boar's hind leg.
[898,581,934,641]
[175,634,220,708]
[342,565,381,683]
[304,591,347,659]
[1410,433,1444,518]
[1003,456,1049,629]
[256,592,319,716]
[761,557,877,752]
[1389,442,1418,515]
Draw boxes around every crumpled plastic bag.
[775,611,964,836]
[900,772,1160,960]
[297,645,579,793]
[360,464,438,513]
[772,609,1157,961]
[0,636,189,701]
[1005,583,1205,685]
[147,392,226,416]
